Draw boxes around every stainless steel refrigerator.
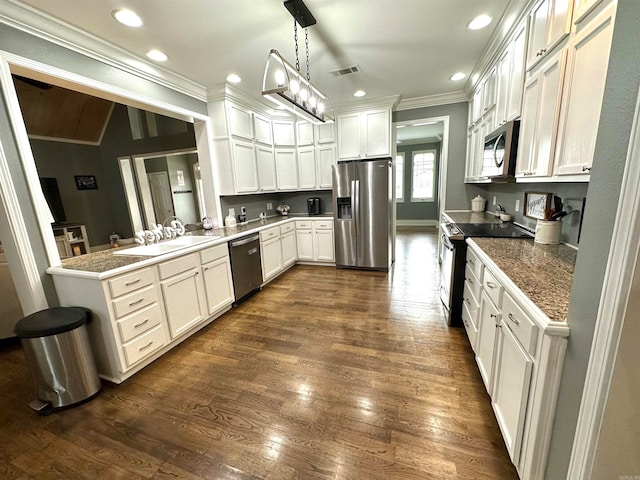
[332,158,393,270]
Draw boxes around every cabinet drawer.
[279,223,295,234]
[314,220,334,230]
[502,292,539,356]
[465,264,483,301]
[158,253,199,280]
[260,226,280,242]
[116,303,163,344]
[108,267,154,298]
[112,285,159,319]
[200,243,228,264]
[462,280,480,320]
[466,248,484,281]
[122,324,165,367]
[296,221,313,230]
[483,267,504,308]
[462,300,479,348]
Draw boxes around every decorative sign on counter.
[524,191,552,220]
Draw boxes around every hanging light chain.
[305,28,310,81]
[294,19,300,72]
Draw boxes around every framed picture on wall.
[524,191,552,220]
[74,175,98,190]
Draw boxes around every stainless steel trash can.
[14,307,101,414]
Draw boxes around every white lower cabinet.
[295,228,314,261]
[281,228,297,268]
[261,237,283,282]
[159,254,208,339]
[464,240,569,480]
[296,219,334,262]
[200,244,234,316]
[315,228,335,262]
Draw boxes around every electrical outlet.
[515,199,520,212]
[229,207,235,216]
[267,202,273,210]
[493,196,497,206]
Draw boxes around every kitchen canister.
[535,220,562,244]
[471,195,486,213]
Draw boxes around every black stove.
[455,222,533,238]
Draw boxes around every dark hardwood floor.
[0,227,518,479]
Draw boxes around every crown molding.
[396,91,468,111]
[333,94,400,114]
[206,84,296,120]
[0,0,207,102]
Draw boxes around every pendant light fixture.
[262,0,333,124]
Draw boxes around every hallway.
[0,227,518,479]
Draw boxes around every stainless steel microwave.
[481,119,520,179]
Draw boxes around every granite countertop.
[469,238,577,322]
[443,210,502,224]
[51,214,333,276]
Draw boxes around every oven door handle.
[493,133,505,168]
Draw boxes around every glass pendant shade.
[262,49,333,124]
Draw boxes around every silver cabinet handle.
[468,278,474,285]
[468,259,475,265]
[129,298,144,306]
[134,318,149,328]
[490,313,497,319]
[139,341,154,351]
[486,281,496,289]
[125,278,141,286]
[508,313,519,325]
[464,298,470,304]
[582,166,592,172]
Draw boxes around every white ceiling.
[13,0,513,106]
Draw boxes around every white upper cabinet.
[517,49,567,178]
[273,120,296,146]
[275,149,299,190]
[253,114,273,145]
[297,147,317,190]
[482,67,497,116]
[228,104,253,140]
[527,0,573,70]
[472,88,483,124]
[553,2,615,176]
[255,145,277,192]
[495,49,513,127]
[573,0,606,24]
[296,122,315,146]
[316,122,336,144]
[506,23,528,121]
[337,108,391,160]
[231,140,259,193]
[317,145,337,189]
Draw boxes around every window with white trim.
[411,149,436,202]
[395,153,404,202]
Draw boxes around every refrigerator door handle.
[353,180,359,236]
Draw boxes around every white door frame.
[566,87,640,478]
[0,49,216,313]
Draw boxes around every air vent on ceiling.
[330,65,361,77]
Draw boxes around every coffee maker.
[307,197,321,215]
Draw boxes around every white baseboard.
[396,219,438,227]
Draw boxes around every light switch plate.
[229,207,235,216]
[267,202,273,210]
[515,199,520,212]
[493,196,497,206]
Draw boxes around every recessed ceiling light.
[450,72,466,81]
[467,14,492,30]
[226,74,242,84]
[112,9,143,27]
[146,50,168,62]
[354,90,366,97]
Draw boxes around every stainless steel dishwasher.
[228,233,262,305]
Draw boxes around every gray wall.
[220,190,333,223]
[396,142,441,221]
[545,1,640,477]
[473,182,588,246]
[393,102,485,211]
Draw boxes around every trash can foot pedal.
[29,399,52,416]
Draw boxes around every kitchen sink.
[113,236,218,256]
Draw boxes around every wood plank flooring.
[0,227,518,479]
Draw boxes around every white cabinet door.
[492,321,534,462]
[528,0,572,70]
[255,145,277,192]
[476,292,500,393]
[317,145,336,189]
[495,48,512,127]
[296,122,315,146]
[275,149,299,190]
[314,229,334,262]
[481,67,497,117]
[528,0,550,69]
[161,268,207,339]
[281,231,297,267]
[554,4,614,176]
[547,0,573,51]
[506,22,527,121]
[201,257,234,315]
[261,237,283,281]
[231,140,259,193]
[295,230,314,260]
[337,113,361,160]
[273,120,296,146]
[573,0,605,24]
[297,147,317,189]
[228,104,253,140]
[517,49,567,178]
[472,88,483,123]
[363,109,391,158]
[316,122,336,144]
[253,114,273,145]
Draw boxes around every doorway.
[148,172,174,223]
